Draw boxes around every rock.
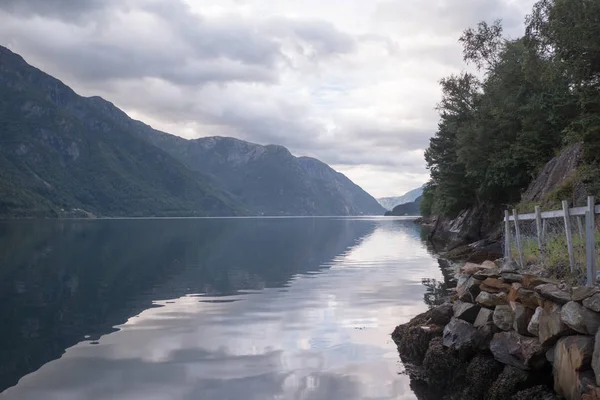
[481,278,513,293]
[584,294,600,313]
[573,286,600,302]
[453,301,481,323]
[474,268,501,280]
[561,301,600,335]
[493,305,515,331]
[482,260,499,269]
[486,365,530,400]
[459,354,504,399]
[522,275,559,290]
[421,336,467,390]
[430,303,454,326]
[519,288,544,309]
[539,301,572,346]
[591,329,600,386]
[476,291,508,307]
[501,273,524,283]
[547,346,556,364]
[391,310,444,365]
[442,317,480,357]
[474,308,495,328]
[501,260,519,273]
[490,331,545,370]
[554,336,595,400]
[476,321,500,350]
[528,307,542,337]
[535,284,572,305]
[457,276,482,302]
[461,262,488,275]
[583,385,600,400]
[513,385,560,400]
[513,303,535,336]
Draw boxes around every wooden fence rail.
[504,196,598,286]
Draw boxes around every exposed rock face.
[539,301,572,346]
[490,331,545,370]
[494,305,515,331]
[584,294,600,313]
[477,291,508,307]
[528,307,543,337]
[561,301,600,335]
[521,143,585,206]
[535,284,572,305]
[554,336,595,400]
[454,301,481,323]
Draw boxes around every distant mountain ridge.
[139,133,385,216]
[378,185,424,211]
[0,45,383,217]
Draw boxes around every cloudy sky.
[0,0,535,197]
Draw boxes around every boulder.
[486,365,530,400]
[490,331,545,370]
[391,310,444,365]
[561,301,600,335]
[453,301,481,323]
[461,262,488,275]
[430,303,454,326]
[477,291,508,308]
[501,273,524,283]
[501,260,519,273]
[481,278,512,294]
[457,276,482,302]
[528,307,543,337]
[442,317,480,356]
[474,268,501,280]
[519,288,544,309]
[554,336,595,400]
[591,329,600,386]
[522,275,559,290]
[547,345,556,365]
[535,284,572,305]
[573,287,600,302]
[513,385,560,400]
[513,303,535,336]
[584,294,600,313]
[474,308,495,328]
[482,260,499,269]
[494,305,515,331]
[539,301,572,346]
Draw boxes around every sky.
[0,0,536,198]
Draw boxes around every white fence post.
[587,196,596,286]
[562,200,576,273]
[535,206,544,264]
[513,209,525,268]
[505,210,512,262]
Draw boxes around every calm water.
[0,217,450,400]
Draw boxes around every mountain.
[0,45,383,217]
[138,133,386,216]
[378,185,424,211]
[384,196,422,216]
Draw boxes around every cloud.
[0,0,536,196]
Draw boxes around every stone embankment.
[392,260,600,400]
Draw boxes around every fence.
[504,196,600,286]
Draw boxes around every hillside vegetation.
[422,0,600,218]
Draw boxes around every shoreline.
[392,257,600,400]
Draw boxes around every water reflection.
[0,217,443,399]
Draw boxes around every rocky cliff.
[393,259,600,400]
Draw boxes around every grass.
[510,226,600,285]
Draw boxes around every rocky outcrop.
[392,259,600,400]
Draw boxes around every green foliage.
[425,0,598,217]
